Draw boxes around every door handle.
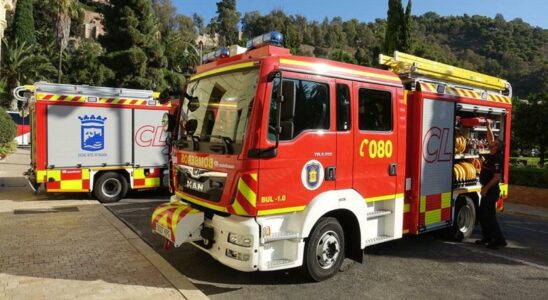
[389,163,397,176]
[325,166,336,181]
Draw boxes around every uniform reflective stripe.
[257,205,307,216]
[365,193,404,203]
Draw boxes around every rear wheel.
[303,217,345,282]
[447,196,476,241]
[93,172,128,203]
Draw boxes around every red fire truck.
[152,32,511,281]
[15,83,172,203]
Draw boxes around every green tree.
[513,93,548,165]
[210,0,241,46]
[329,50,357,64]
[401,0,412,52]
[10,0,36,45]
[50,0,82,83]
[1,40,56,108]
[100,0,170,92]
[384,0,404,54]
[64,40,114,86]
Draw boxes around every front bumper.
[151,196,260,272]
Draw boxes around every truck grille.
[176,167,226,203]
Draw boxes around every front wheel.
[93,172,128,203]
[446,196,476,241]
[303,217,345,282]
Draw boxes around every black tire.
[93,172,128,203]
[303,217,345,282]
[446,196,476,241]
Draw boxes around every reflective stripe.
[280,58,401,83]
[257,205,306,216]
[190,62,256,81]
[176,191,228,212]
[366,193,404,203]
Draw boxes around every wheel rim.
[102,178,122,198]
[457,204,473,233]
[315,230,341,269]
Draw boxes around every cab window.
[269,78,330,140]
[358,88,393,131]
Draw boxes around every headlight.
[228,233,253,247]
[225,249,250,261]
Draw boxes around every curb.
[99,206,208,300]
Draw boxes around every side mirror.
[187,97,200,112]
[280,80,296,121]
[185,119,198,135]
[162,113,176,132]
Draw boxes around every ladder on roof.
[13,82,160,102]
[379,51,511,94]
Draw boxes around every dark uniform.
[478,154,506,244]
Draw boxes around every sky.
[174,0,547,29]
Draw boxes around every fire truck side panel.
[418,98,455,231]
[46,105,133,168]
[133,109,168,167]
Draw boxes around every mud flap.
[151,203,204,247]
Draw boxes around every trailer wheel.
[303,217,345,282]
[447,196,476,241]
[93,172,128,203]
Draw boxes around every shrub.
[509,166,548,189]
[0,107,17,144]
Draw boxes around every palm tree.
[51,0,81,83]
[1,40,56,108]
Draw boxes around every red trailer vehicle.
[16,83,172,202]
[152,32,511,281]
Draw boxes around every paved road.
[106,196,548,300]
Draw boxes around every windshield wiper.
[203,135,234,155]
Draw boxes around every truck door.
[257,73,337,213]
[352,84,398,201]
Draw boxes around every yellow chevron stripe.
[238,178,257,207]
[232,200,248,215]
[151,204,175,221]
[170,206,188,233]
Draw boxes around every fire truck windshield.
[179,68,259,155]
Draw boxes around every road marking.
[444,241,548,271]
[506,224,548,235]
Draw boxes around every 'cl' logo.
[423,127,452,163]
[135,125,165,147]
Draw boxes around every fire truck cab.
[153,32,511,281]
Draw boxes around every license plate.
[155,223,172,240]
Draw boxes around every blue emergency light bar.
[202,47,230,64]
[246,31,284,50]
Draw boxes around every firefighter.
[476,119,507,249]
